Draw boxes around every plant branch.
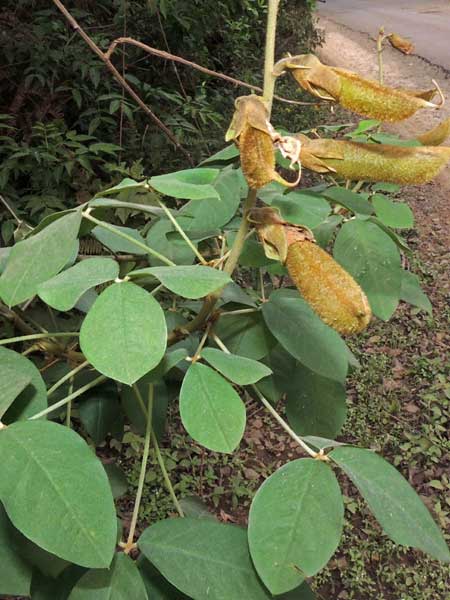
[47,360,90,397]
[152,433,185,517]
[133,385,184,517]
[51,0,193,165]
[29,374,107,420]
[125,384,154,553]
[104,37,315,108]
[0,331,79,346]
[82,211,176,266]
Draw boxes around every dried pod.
[275,54,442,121]
[417,116,450,146]
[388,33,414,55]
[286,240,372,335]
[226,95,300,189]
[297,135,450,184]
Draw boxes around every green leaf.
[248,459,344,594]
[121,380,169,441]
[372,194,414,229]
[68,553,147,600]
[130,265,231,299]
[178,167,241,230]
[199,144,240,165]
[333,220,402,320]
[400,271,432,314]
[146,219,197,267]
[78,386,124,444]
[371,182,401,193]
[286,364,347,438]
[38,258,119,311]
[272,191,330,228]
[0,421,116,568]
[179,363,246,453]
[0,504,32,597]
[92,225,148,255]
[30,565,86,600]
[0,347,47,422]
[178,496,216,520]
[369,217,412,255]
[138,557,189,599]
[201,348,272,385]
[279,582,316,599]
[330,447,450,563]
[138,518,271,600]
[100,178,147,195]
[150,168,219,200]
[0,210,82,306]
[104,464,128,500]
[312,214,343,248]
[11,526,69,578]
[322,187,374,215]
[80,282,167,385]
[213,312,276,360]
[262,289,348,383]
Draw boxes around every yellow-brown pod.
[417,116,450,146]
[299,137,450,184]
[332,68,436,122]
[239,123,278,189]
[286,240,371,335]
[388,33,414,55]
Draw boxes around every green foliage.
[0,2,447,599]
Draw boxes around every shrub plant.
[0,1,449,598]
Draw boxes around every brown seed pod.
[388,33,414,55]
[286,240,372,335]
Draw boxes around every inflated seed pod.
[225,95,299,189]
[274,54,441,121]
[286,240,372,335]
[298,137,450,184]
[332,67,437,122]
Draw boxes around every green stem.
[153,433,185,518]
[156,199,207,265]
[377,27,385,86]
[82,211,176,266]
[29,374,106,420]
[125,384,154,553]
[263,0,281,115]
[211,333,318,458]
[0,332,79,346]
[251,385,318,458]
[47,360,90,397]
[133,386,184,517]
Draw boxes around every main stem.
[263,0,280,115]
[168,0,281,341]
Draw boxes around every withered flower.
[274,54,443,122]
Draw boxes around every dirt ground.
[316,14,450,295]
